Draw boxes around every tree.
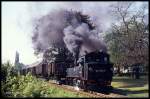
[42,44,74,64]
[105,2,149,75]
[1,61,17,82]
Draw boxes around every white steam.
[63,23,107,56]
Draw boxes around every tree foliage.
[105,2,149,68]
[42,46,74,64]
[1,61,17,82]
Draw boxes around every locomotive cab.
[84,51,113,82]
[78,51,113,91]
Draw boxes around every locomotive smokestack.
[74,55,78,66]
[74,44,81,66]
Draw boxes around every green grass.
[111,75,149,98]
[45,84,87,97]
[3,70,148,98]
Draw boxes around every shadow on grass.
[113,76,148,82]
[112,76,148,88]
[111,76,149,97]
[118,84,146,88]
[111,88,148,96]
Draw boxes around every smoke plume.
[32,9,107,58]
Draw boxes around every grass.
[42,75,149,98]
[111,75,149,98]
[45,84,87,97]
[3,72,148,98]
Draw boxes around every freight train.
[20,51,113,92]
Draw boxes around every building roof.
[22,60,42,69]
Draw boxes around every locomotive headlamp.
[89,67,93,71]
[104,57,107,62]
[110,67,113,71]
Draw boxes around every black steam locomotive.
[21,51,113,92]
[66,51,113,92]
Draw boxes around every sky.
[2,1,148,65]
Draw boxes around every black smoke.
[32,9,107,59]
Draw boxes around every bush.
[1,62,85,97]
[1,61,18,82]
[2,72,49,97]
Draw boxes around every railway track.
[48,80,126,98]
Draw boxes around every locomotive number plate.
[95,69,106,73]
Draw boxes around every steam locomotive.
[20,51,113,92]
